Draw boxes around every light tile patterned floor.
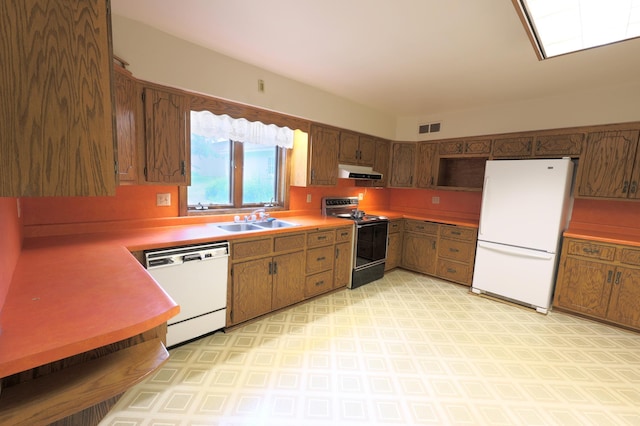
[100,270,640,426]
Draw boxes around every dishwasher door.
[145,242,229,347]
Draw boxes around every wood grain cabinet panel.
[306,246,334,274]
[534,133,584,157]
[274,233,305,252]
[402,232,437,275]
[439,141,464,155]
[492,137,533,158]
[113,66,139,184]
[231,258,273,324]
[309,124,340,186]
[389,142,416,187]
[554,237,640,332]
[436,259,470,284]
[416,142,438,188]
[576,130,640,199]
[404,220,438,235]
[0,0,116,196]
[335,227,353,243]
[305,270,334,297]
[307,230,335,247]
[438,239,474,263]
[272,251,305,310]
[232,238,272,261]
[465,139,492,154]
[338,132,375,167]
[142,85,190,184]
[334,242,352,288]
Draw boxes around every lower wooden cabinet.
[554,237,640,330]
[385,219,403,271]
[229,225,353,326]
[400,219,478,285]
[401,220,438,275]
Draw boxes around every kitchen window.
[184,111,293,214]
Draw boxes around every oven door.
[354,221,389,270]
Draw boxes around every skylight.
[515,0,640,58]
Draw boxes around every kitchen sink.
[254,219,299,229]
[217,223,264,232]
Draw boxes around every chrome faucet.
[250,208,269,222]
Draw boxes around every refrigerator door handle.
[478,241,554,260]
[479,176,490,237]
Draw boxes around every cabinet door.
[534,133,584,157]
[577,130,640,198]
[416,142,438,188]
[114,67,138,183]
[309,124,339,185]
[385,231,403,271]
[272,252,305,310]
[372,139,390,187]
[401,233,437,275]
[554,257,612,319]
[143,86,190,184]
[1,0,116,197]
[492,137,533,158]
[231,258,273,324]
[334,242,352,288]
[358,136,376,167]
[607,266,640,329]
[389,142,416,187]
[338,131,360,165]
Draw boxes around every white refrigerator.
[471,158,574,314]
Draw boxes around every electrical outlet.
[306,193,312,203]
[432,196,440,204]
[358,193,364,200]
[156,193,171,206]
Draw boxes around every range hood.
[338,164,383,180]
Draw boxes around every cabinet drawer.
[566,240,615,261]
[306,245,334,274]
[388,220,402,234]
[305,270,334,297]
[620,247,640,266]
[307,230,335,247]
[439,225,476,241]
[232,238,272,260]
[438,238,475,262]
[274,233,305,253]
[437,259,471,285]
[404,220,438,235]
[335,227,353,243]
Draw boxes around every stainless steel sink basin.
[254,220,299,229]
[217,223,264,232]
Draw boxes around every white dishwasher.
[145,241,229,347]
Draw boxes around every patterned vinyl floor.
[100,269,640,426]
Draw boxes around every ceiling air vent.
[418,122,442,135]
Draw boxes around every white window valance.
[190,110,294,149]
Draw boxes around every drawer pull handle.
[316,280,324,286]
[417,226,424,230]
[615,271,621,285]
[268,262,273,275]
[273,262,278,274]
[317,256,326,261]
[446,268,457,273]
[449,248,460,253]
[318,236,327,240]
[451,231,461,235]
[582,247,600,255]
[341,232,349,237]
[336,248,340,259]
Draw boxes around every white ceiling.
[111,0,640,117]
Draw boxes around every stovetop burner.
[322,197,388,223]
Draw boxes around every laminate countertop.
[0,211,478,378]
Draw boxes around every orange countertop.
[564,227,640,248]
[0,215,348,378]
[372,210,479,228]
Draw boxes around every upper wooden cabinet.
[0,0,116,196]
[416,142,438,189]
[338,132,375,167]
[308,124,340,186]
[534,133,583,157]
[439,139,491,156]
[389,142,416,187]
[492,137,534,158]
[142,84,190,185]
[576,130,640,199]
[113,66,139,184]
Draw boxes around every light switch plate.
[156,193,171,206]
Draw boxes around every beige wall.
[111,15,396,139]
[113,15,640,143]
[396,80,640,141]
